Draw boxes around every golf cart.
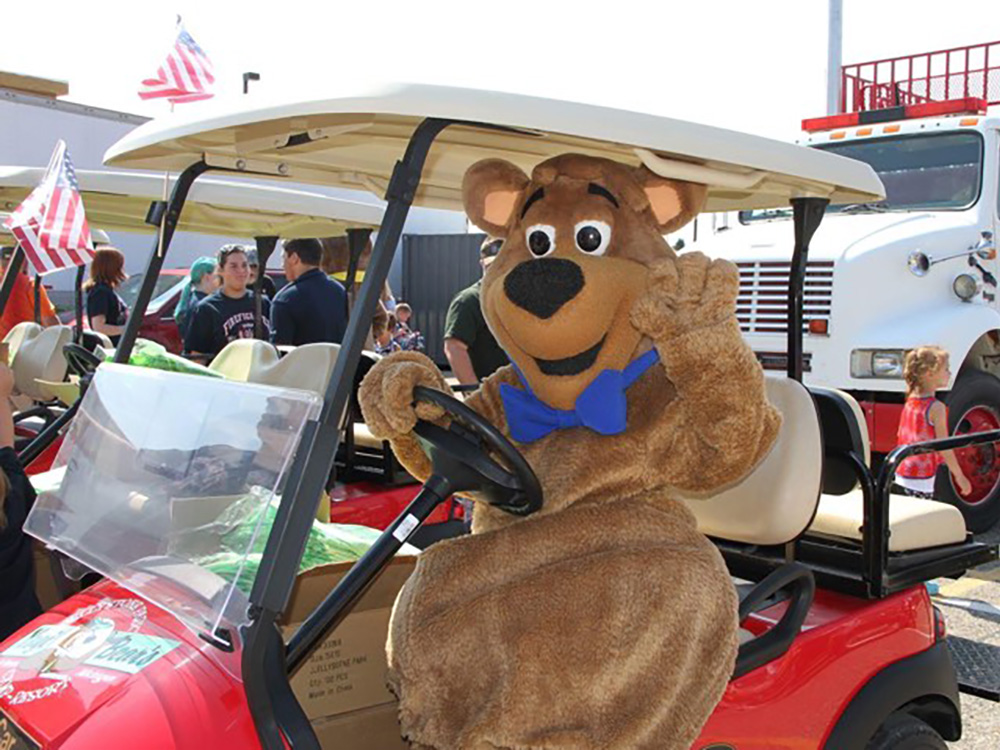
[0,167,383,470]
[0,84,997,750]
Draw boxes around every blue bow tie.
[500,348,660,444]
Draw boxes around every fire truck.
[700,41,1000,532]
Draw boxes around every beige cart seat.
[209,339,340,396]
[806,388,967,552]
[810,490,967,552]
[4,322,72,402]
[681,375,824,546]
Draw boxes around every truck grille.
[736,261,834,334]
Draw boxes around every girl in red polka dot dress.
[895,346,972,498]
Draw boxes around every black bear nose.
[503,258,585,319]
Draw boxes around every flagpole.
[158,172,169,258]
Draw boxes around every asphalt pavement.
[935,524,1000,749]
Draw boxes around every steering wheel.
[412,386,542,516]
[63,342,103,378]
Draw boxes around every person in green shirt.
[443,238,509,385]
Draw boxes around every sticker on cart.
[1,626,77,659]
[393,514,420,542]
[83,633,180,675]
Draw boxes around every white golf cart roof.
[104,83,885,212]
[0,167,383,239]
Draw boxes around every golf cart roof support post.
[787,198,829,382]
[113,161,211,363]
[18,398,79,465]
[32,274,40,324]
[0,245,25,318]
[253,236,279,340]
[240,118,454,750]
[74,265,85,344]
[344,227,372,318]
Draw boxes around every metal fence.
[841,41,1000,113]
[400,233,485,368]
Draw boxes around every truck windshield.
[740,131,983,222]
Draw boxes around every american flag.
[2,141,94,275]
[138,20,216,104]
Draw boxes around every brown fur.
[359,154,780,749]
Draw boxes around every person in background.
[0,247,59,340]
[391,302,425,353]
[185,244,271,363]
[246,248,277,299]
[0,361,42,639]
[272,238,348,346]
[84,246,129,345]
[375,314,400,355]
[443,238,508,386]
[895,346,972,498]
[173,256,220,340]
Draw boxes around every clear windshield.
[118,272,186,313]
[740,132,984,222]
[24,364,322,640]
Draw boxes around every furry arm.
[357,351,452,481]
[631,253,781,494]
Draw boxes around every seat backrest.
[81,330,114,352]
[681,376,824,546]
[208,339,280,382]
[256,343,341,396]
[6,323,72,400]
[809,386,871,495]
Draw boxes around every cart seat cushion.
[809,490,966,552]
[208,339,279,382]
[681,375,823,546]
[255,343,340,395]
[209,339,341,397]
[5,323,72,400]
[353,422,385,450]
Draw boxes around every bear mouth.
[533,335,606,376]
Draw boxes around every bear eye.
[574,220,611,256]
[526,224,556,257]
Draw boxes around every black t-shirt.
[0,447,41,640]
[443,280,509,381]
[184,289,272,359]
[271,268,348,346]
[86,283,129,345]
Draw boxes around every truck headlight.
[851,349,906,378]
[953,273,980,301]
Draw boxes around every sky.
[2,0,996,144]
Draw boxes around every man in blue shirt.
[272,238,348,346]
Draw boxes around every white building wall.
[0,92,468,302]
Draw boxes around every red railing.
[841,41,1000,113]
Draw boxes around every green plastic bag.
[193,492,393,594]
[106,339,223,378]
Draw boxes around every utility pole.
[827,0,843,115]
[243,72,260,95]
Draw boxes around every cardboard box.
[33,543,75,611]
[283,556,417,723]
[311,701,409,750]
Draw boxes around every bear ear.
[634,169,708,235]
[462,159,530,238]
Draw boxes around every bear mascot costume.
[359,153,781,749]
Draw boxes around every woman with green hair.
[174,256,220,339]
